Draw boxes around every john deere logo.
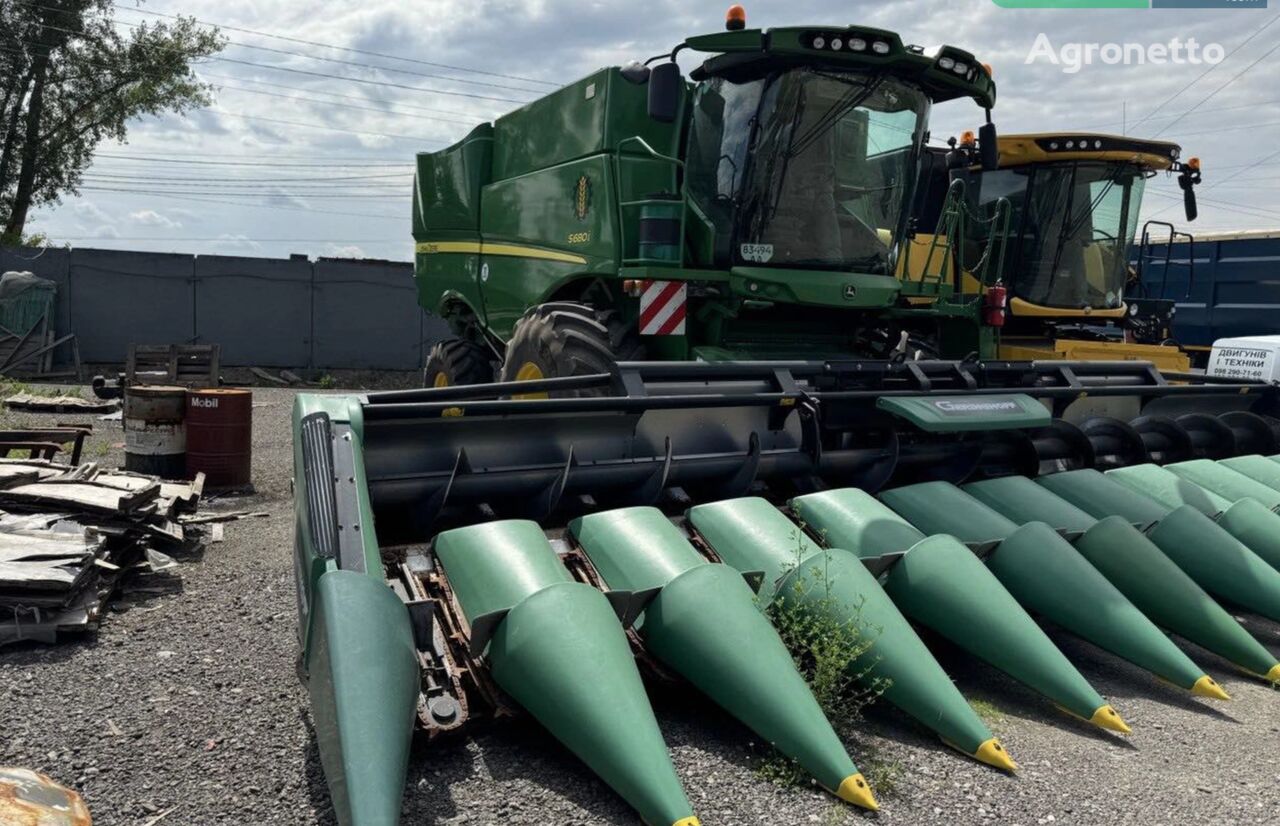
[843,284,858,300]
[573,175,592,221]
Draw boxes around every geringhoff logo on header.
[996,0,1262,7]
[933,399,1020,414]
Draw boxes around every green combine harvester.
[295,11,1280,826]
[413,8,1006,386]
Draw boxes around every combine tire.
[424,338,493,387]
[499,302,643,397]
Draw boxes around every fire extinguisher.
[984,282,1007,327]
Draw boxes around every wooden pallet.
[126,343,221,387]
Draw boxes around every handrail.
[617,136,685,169]
[615,135,685,266]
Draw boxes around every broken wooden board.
[4,393,119,414]
[0,529,99,563]
[0,481,158,516]
[82,471,204,513]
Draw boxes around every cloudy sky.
[27,0,1280,261]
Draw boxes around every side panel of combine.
[413,123,493,324]
[474,69,686,337]
[479,154,618,336]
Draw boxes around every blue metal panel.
[194,254,311,366]
[1139,234,1280,347]
[68,247,195,362]
[313,259,446,370]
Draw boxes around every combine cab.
[912,131,1202,369]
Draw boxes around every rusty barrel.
[186,388,252,489]
[123,385,186,479]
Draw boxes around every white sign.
[1207,336,1280,383]
[739,243,773,263]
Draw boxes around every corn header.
[294,356,1280,825]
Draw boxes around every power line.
[83,179,409,191]
[193,108,444,143]
[90,10,545,96]
[4,22,525,106]
[1071,97,1280,133]
[53,236,400,242]
[92,153,410,167]
[110,2,557,87]
[81,180,408,193]
[1146,144,1280,221]
[1145,187,1280,223]
[72,187,405,219]
[206,54,521,105]
[1127,13,1280,132]
[197,71,482,119]
[78,185,398,198]
[1162,118,1280,139]
[84,170,412,183]
[1152,36,1280,137]
[197,73,479,125]
[220,40,544,96]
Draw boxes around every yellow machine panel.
[999,338,1190,371]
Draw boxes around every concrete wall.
[0,246,450,370]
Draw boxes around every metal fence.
[0,246,450,370]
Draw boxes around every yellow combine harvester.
[907,131,1201,370]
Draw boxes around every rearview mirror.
[979,122,999,171]
[1179,163,1200,222]
[648,62,683,123]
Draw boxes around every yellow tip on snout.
[1090,704,1132,734]
[973,737,1018,772]
[1191,675,1231,701]
[671,818,701,826]
[1267,664,1280,684]
[836,773,880,811]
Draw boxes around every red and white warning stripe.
[638,280,686,336]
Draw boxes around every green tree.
[0,0,223,243]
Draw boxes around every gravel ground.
[2,384,1279,825]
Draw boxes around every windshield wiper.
[1043,164,1127,304]
[738,78,805,239]
[787,74,883,159]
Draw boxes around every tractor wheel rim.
[513,361,549,400]
[515,362,545,382]
[433,373,450,388]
